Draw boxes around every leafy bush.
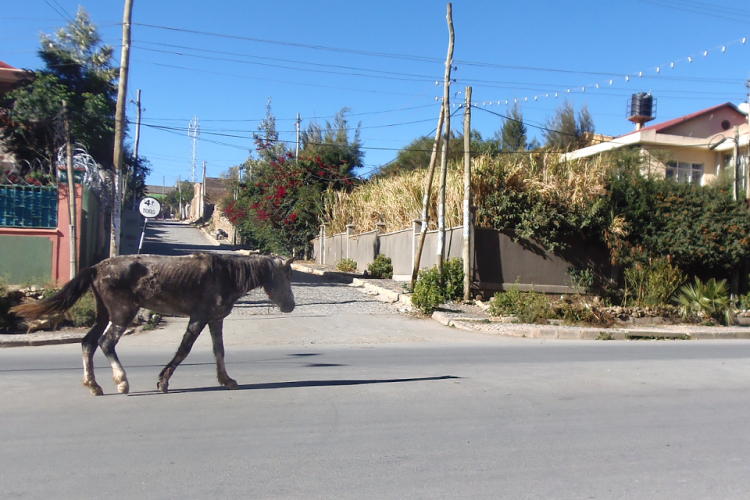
[608,167,750,272]
[488,283,552,324]
[411,266,444,315]
[411,258,464,315]
[67,291,97,327]
[367,254,393,279]
[567,267,595,293]
[442,257,464,301]
[336,258,357,273]
[674,277,733,325]
[624,257,686,307]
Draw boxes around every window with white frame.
[666,162,704,185]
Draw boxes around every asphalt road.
[2,221,750,499]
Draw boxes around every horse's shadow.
[127,375,459,396]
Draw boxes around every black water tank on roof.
[628,92,655,120]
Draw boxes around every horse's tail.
[11,266,97,320]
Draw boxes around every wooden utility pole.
[462,87,472,301]
[410,107,444,288]
[110,0,134,257]
[436,2,455,276]
[62,101,77,279]
[131,88,142,210]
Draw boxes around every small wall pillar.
[346,224,355,260]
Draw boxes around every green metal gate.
[0,185,58,228]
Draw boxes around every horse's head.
[264,256,296,313]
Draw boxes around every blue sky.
[3,0,750,186]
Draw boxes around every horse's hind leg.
[208,319,238,390]
[81,290,109,395]
[81,321,108,396]
[157,318,206,393]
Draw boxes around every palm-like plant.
[674,277,733,325]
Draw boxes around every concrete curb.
[0,332,86,348]
[431,311,750,341]
[292,263,411,305]
[197,226,221,246]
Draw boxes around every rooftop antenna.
[188,115,200,182]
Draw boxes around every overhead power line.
[133,22,444,64]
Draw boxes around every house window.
[666,162,703,185]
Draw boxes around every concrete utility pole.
[110,0,134,257]
[462,87,472,301]
[178,175,183,220]
[201,160,207,219]
[436,2,454,276]
[746,79,750,198]
[62,101,77,279]
[131,88,141,210]
[734,125,740,202]
[296,113,301,162]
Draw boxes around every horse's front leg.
[157,318,206,393]
[208,319,238,390]
[99,322,132,394]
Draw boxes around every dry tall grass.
[323,153,614,234]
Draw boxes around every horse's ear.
[283,256,296,267]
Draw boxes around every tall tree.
[226,102,362,255]
[300,107,364,172]
[377,130,498,177]
[495,102,528,151]
[542,99,595,151]
[0,6,148,197]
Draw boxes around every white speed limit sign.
[138,197,161,218]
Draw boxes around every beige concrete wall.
[663,107,746,138]
[642,146,722,181]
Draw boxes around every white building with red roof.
[566,101,749,186]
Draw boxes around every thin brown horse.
[11,252,295,395]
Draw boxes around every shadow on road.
[127,375,460,396]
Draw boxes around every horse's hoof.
[157,380,169,393]
[223,379,238,390]
[117,381,130,394]
[90,385,104,396]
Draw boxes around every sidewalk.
[4,257,749,348]
[292,261,750,341]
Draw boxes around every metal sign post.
[137,197,161,254]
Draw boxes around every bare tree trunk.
[410,106,444,288]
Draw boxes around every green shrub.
[67,291,97,327]
[442,258,464,301]
[411,266,444,315]
[488,283,552,324]
[336,258,358,273]
[674,277,733,325]
[567,267,594,293]
[410,258,464,315]
[368,254,393,279]
[142,313,162,331]
[624,257,686,307]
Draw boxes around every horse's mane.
[201,253,278,293]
